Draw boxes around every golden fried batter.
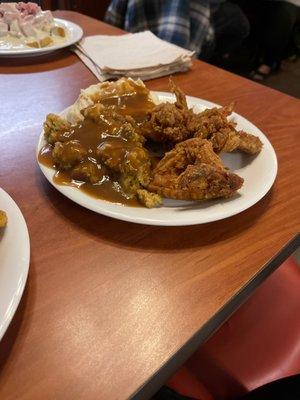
[143,80,263,156]
[210,127,263,154]
[192,103,236,139]
[169,77,188,109]
[144,102,194,143]
[142,78,237,144]
[236,130,263,154]
[148,138,243,200]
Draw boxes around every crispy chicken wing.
[236,130,263,154]
[144,102,193,143]
[148,138,243,200]
[143,84,237,145]
[210,127,263,154]
[192,103,236,139]
[141,78,203,143]
[143,80,262,156]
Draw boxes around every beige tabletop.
[0,11,299,400]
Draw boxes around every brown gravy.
[38,85,156,207]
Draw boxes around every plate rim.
[0,18,83,56]
[0,187,30,341]
[36,91,278,226]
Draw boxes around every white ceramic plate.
[37,92,277,226]
[0,188,30,341]
[0,18,83,57]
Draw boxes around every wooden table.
[0,11,299,400]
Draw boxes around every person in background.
[237,0,300,80]
[105,0,249,62]
[206,0,249,63]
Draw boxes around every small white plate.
[37,92,277,226]
[0,188,30,341]
[0,18,83,57]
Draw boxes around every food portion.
[39,77,263,208]
[0,2,66,50]
[143,81,263,155]
[148,138,243,201]
[39,78,161,208]
[0,210,7,228]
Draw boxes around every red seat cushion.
[167,365,214,400]
[186,257,300,399]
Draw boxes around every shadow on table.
[38,173,274,252]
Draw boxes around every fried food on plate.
[39,77,262,208]
[0,210,7,228]
[144,79,262,155]
[210,127,263,155]
[148,138,243,200]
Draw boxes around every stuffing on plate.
[0,210,7,227]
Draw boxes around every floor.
[253,59,300,260]
[262,59,299,259]
[262,59,300,99]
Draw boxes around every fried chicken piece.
[210,127,263,154]
[52,140,87,170]
[144,102,193,143]
[44,114,72,145]
[142,78,202,143]
[210,127,242,153]
[169,77,188,109]
[236,130,263,154]
[192,103,236,139]
[71,160,103,184]
[0,210,7,228]
[143,80,236,144]
[148,138,243,200]
[144,79,262,156]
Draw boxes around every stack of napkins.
[73,31,195,81]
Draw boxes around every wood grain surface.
[0,11,299,400]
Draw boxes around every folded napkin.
[73,31,195,81]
